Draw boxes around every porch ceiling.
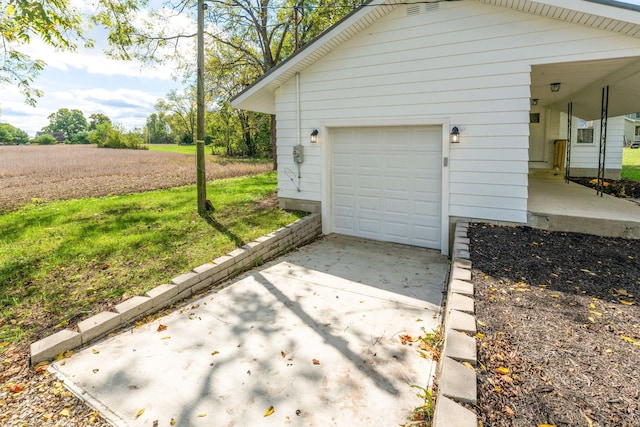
[531,57,640,120]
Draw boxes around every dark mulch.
[469,224,640,427]
[569,177,640,199]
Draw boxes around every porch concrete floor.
[528,172,640,238]
[51,234,449,427]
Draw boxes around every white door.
[331,126,442,249]
[529,108,546,163]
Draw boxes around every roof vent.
[407,4,421,15]
[407,2,439,16]
[425,3,439,12]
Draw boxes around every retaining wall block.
[78,311,122,344]
[443,329,477,366]
[453,258,472,270]
[31,330,82,366]
[171,271,200,292]
[439,357,477,404]
[115,296,155,323]
[145,284,179,307]
[451,266,472,281]
[211,255,235,271]
[448,293,475,314]
[450,279,474,296]
[447,309,477,335]
[433,395,477,427]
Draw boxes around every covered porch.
[527,171,640,239]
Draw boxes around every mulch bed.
[469,224,640,427]
[569,177,640,200]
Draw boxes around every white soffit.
[478,0,640,37]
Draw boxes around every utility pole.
[196,0,208,215]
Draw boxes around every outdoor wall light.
[310,129,319,144]
[531,98,539,106]
[450,126,460,143]
[550,82,561,93]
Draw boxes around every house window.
[577,128,594,144]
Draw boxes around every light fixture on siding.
[531,98,539,106]
[450,126,460,144]
[550,82,561,93]
[310,129,319,144]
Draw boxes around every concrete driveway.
[52,234,449,426]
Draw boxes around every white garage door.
[331,126,442,249]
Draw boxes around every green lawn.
[146,144,198,155]
[622,147,640,182]
[0,172,304,346]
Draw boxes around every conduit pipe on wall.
[295,72,302,189]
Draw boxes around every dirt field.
[0,145,272,213]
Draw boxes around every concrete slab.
[528,175,640,238]
[51,235,449,427]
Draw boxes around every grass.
[622,147,640,182]
[0,172,304,346]
[146,144,199,155]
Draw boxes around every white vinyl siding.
[274,1,640,223]
[570,116,625,171]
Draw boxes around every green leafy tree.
[0,122,29,144]
[146,112,174,144]
[92,0,358,166]
[42,108,88,141]
[156,89,196,146]
[88,113,112,130]
[88,121,146,149]
[1,0,85,105]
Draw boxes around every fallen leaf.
[495,367,510,375]
[197,414,206,417]
[462,361,475,370]
[550,294,559,299]
[589,310,602,316]
[580,269,596,276]
[477,320,487,327]
[416,318,423,322]
[399,335,413,345]
[476,333,485,339]
[589,302,596,309]
[170,418,177,425]
[157,324,167,332]
[9,383,24,393]
[160,336,171,340]
[92,348,100,354]
[312,359,320,365]
[538,424,557,427]
[60,408,71,417]
[619,300,635,306]
[135,409,145,418]
[588,317,595,323]
[211,351,219,356]
[264,406,275,417]
[35,362,49,373]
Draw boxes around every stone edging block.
[30,213,322,365]
[433,220,478,427]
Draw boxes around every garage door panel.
[331,126,442,249]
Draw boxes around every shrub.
[34,134,57,145]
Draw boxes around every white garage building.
[232,0,640,254]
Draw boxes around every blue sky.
[2,0,640,137]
